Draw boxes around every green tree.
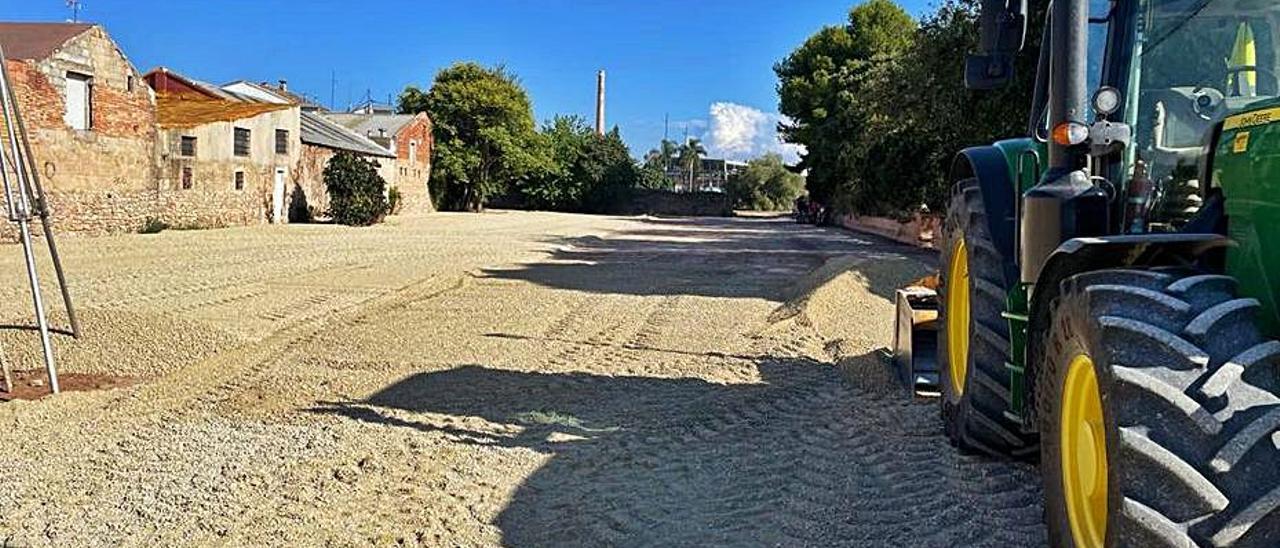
[401,62,545,211]
[644,139,678,171]
[522,115,594,210]
[775,0,915,210]
[637,165,674,190]
[324,151,390,226]
[677,138,707,190]
[724,153,806,211]
[396,86,429,115]
[578,127,642,213]
[519,119,646,213]
[776,0,1040,216]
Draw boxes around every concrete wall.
[392,114,433,214]
[157,106,301,226]
[838,212,941,249]
[1,26,158,238]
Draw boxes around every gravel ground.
[0,211,1046,546]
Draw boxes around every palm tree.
[660,139,678,171]
[677,138,707,191]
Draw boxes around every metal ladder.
[0,42,82,395]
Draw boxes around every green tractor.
[930,0,1280,545]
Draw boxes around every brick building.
[0,21,433,237]
[325,113,434,213]
[144,67,302,226]
[294,111,396,221]
[0,22,159,236]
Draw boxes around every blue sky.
[3,0,933,160]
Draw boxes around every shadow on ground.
[482,216,934,300]
[312,354,1045,546]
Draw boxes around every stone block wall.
[619,190,733,217]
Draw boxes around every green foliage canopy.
[518,116,646,213]
[777,0,1039,216]
[400,62,546,211]
[723,153,806,211]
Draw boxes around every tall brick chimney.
[595,70,605,136]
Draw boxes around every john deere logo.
[1225,107,1280,130]
[1234,131,1251,153]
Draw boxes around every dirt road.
[0,211,1045,546]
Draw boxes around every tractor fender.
[951,146,1019,286]
[1021,233,1233,427]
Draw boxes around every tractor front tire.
[938,179,1037,458]
[1041,268,1280,547]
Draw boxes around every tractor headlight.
[1092,86,1122,118]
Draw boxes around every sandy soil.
[0,211,1046,546]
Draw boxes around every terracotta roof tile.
[0,22,93,61]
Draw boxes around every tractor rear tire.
[1041,268,1280,547]
[938,179,1037,459]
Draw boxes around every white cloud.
[706,102,805,164]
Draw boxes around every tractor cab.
[1109,0,1280,230]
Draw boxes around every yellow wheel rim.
[1062,354,1108,548]
[946,237,970,395]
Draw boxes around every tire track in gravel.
[485,224,1047,547]
[184,274,471,411]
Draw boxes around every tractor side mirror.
[966,0,1028,90]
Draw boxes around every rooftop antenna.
[0,42,83,395]
[66,0,82,23]
[329,70,336,112]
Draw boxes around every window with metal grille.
[234,171,245,191]
[180,136,196,157]
[275,129,289,155]
[234,128,251,157]
[181,167,193,190]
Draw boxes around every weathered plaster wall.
[156,106,301,226]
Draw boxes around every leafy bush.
[324,151,390,226]
[387,186,403,214]
[139,217,169,234]
[724,154,805,211]
[637,165,674,190]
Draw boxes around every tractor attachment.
[891,285,940,397]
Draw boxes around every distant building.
[324,112,434,213]
[0,22,159,236]
[348,99,394,115]
[667,158,747,193]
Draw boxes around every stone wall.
[1,187,264,241]
[1,26,158,241]
[292,144,334,222]
[619,190,733,217]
